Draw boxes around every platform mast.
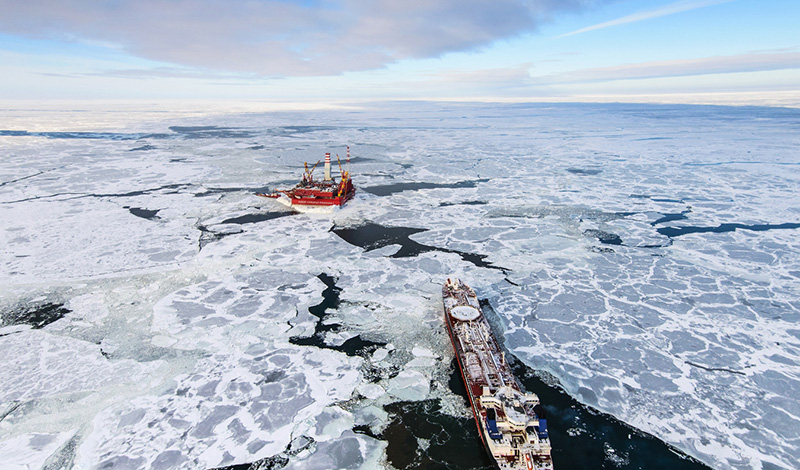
[324,152,332,181]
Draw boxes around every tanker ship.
[442,278,554,470]
[257,147,355,209]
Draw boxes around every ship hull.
[443,304,489,449]
[442,278,554,470]
[288,189,355,207]
[259,186,355,211]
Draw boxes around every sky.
[0,0,798,105]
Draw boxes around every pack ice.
[1,102,799,470]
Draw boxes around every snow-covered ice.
[1,102,799,469]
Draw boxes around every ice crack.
[684,361,747,376]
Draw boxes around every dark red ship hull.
[288,186,355,206]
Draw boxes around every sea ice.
[1,102,799,470]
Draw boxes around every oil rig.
[257,146,355,208]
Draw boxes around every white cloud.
[0,0,604,77]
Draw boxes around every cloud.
[0,0,602,77]
[557,0,734,38]
[84,67,256,81]
[531,51,800,84]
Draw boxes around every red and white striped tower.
[346,146,350,175]
[324,152,332,181]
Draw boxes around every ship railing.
[480,396,502,407]
[520,442,551,455]
[487,442,516,457]
[531,443,551,453]
[522,393,540,403]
